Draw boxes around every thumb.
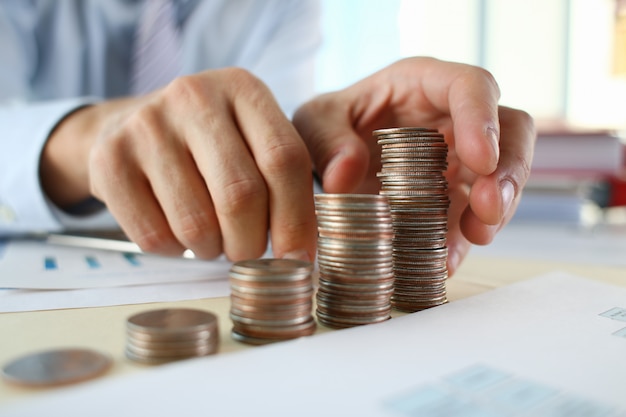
[293,95,370,193]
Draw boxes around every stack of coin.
[229,259,316,345]
[314,193,394,328]
[374,127,449,312]
[125,308,219,364]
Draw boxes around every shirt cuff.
[0,97,118,235]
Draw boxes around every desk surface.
[2,251,625,405]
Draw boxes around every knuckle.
[89,135,120,170]
[223,67,261,88]
[477,67,499,89]
[260,139,311,177]
[217,176,267,217]
[133,228,176,254]
[518,110,536,135]
[223,67,270,100]
[475,67,500,96]
[128,104,162,135]
[165,75,204,105]
[168,68,265,104]
[88,133,130,197]
[164,74,224,120]
[176,212,214,247]
[457,66,501,99]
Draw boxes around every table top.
[2,249,625,405]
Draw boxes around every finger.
[106,102,223,259]
[446,184,472,277]
[292,91,371,194]
[461,106,535,240]
[427,60,502,177]
[350,58,502,177]
[89,143,185,256]
[139,138,223,260]
[230,71,318,260]
[165,74,270,261]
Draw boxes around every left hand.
[293,57,536,276]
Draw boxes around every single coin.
[230,258,313,277]
[2,348,112,387]
[127,308,217,335]
[230,330,293,346]
[125,343,217,358]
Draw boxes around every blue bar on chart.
[123,253,141,266]
[44,256,57,270]
[85,256,100,269]
[600,307,626,322]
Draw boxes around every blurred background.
[316,0,626,228]
[316,0,625,129]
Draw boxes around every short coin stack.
[126,308,219,364]
[229,259,316,345]
[374,127,450,312]
[314,193,394,328]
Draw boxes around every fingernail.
[486,126,500,160]
[500,180,515,217]
[281,249,311,262]
[447,246,460,276]
[324,148,346,183]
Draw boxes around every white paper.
[4,272,626,417]
[0,279,230,313]
[0,239,231,289]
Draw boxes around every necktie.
[131,0,183,95]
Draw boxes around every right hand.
[40,68,318,261]
[293,57,535,276]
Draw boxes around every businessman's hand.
[41,68,317,261]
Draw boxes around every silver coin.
[315,310,390,329]
[229,309,312,326]
[124,347,214,365]
[228,271,311,285]
[230,290,314,306]
[2,348,112,387]
[126,343,217,359]
[373,127,438,134]
[232,317,316,340]
[229,280,312,295]
[230,258,314,277]
[125,334,216,350]
[127,308,218,335]
[230,328,313,346]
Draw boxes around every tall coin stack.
[229,259,316,345]
[126,308,219,364]
[374,127,449,312]
[314,194,395,328]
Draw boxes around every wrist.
[39,104,99,209]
